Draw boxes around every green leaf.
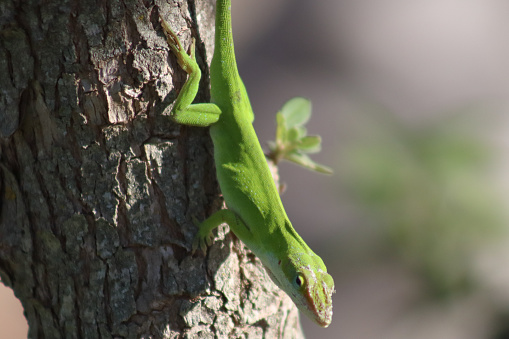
[287,127,301,143]
[281,97,312,128]
[268,97,332,174]
[275,112,287,144]
[297,135,322,153]
[285,152,333,175]
[296,126,307,138]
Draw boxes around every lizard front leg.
[192,209,254,254]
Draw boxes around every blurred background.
[3,0,509,337]
[234,0,509,338]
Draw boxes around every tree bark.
[0,0,304,338]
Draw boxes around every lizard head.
[264,251,335,327]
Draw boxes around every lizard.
[159,0,335,327]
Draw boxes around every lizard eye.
[295,275,305,287]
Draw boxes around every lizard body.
[160,0,334,327]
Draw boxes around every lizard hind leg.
[160,14,222,127]
[172,102,221,126]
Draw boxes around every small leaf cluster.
[267,97,332,174]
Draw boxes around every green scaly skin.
[160,0,334,327]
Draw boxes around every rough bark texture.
[0,0,304,338]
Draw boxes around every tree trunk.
[0,0,304,338]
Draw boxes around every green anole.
[160,0,334,327]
